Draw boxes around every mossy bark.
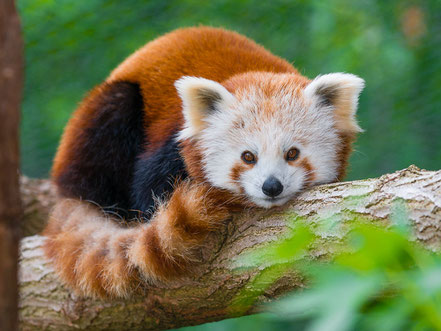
[19,166,441,330]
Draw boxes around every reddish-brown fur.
[53,82,143,181]
[230,162,252,195]
[108,27,297,152]
[298,158,316,185]
[179,139,206,181]
[335,132,356,180]
[224,72,309,100]
[45,27,356,298]
[44,181,231,297]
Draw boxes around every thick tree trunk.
[0,1,23,330]
[19,166,441,330]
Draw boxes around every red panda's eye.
[241,151,256,164]
[286,148,300,161]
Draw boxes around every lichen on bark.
[18,166,441,330]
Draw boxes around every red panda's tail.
[43,181,230,298]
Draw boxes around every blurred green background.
[17,0,441,329]
[18,0,441,180]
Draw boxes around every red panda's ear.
[175,76,235,140]
[304,73,365,133]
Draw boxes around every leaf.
[271,270,382,331]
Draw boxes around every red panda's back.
[107,27,297,149]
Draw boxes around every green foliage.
[18,0,441,178]
[230,221,315,314]
[234,205,441,331]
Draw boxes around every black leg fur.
[56,81,188,222]
[55,81,145,217]
[130,135,188,219]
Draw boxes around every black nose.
[262,176,283,198]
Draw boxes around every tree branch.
[20,177,57,237]
[19,166,441,330]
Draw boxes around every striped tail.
[43,181,230,298]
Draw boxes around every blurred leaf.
[273,270,382,331]
[234,203,441,330]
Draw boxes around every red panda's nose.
[262,176,283,197]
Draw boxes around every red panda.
[44,26,365,298]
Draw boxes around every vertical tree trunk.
[0,1,23,330]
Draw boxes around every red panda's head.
[175,72,364,208]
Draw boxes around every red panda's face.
[175,73,364,208]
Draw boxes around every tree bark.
[20,177,57,237]
[18,166,441,330]
[0,1,23,330]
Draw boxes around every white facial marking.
[175,76,235,141]
[176,73,363,208]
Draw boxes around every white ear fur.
[175,76,235,140]
[304,73,365,133]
